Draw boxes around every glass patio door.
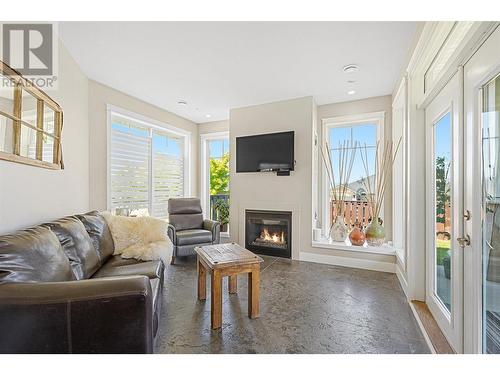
[425,72,464,353]
[464,25,500,354]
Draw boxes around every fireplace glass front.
[245,210,291,258]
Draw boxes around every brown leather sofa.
[0,211,164,354]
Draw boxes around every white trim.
[396,261,410,299]
[419,22,497,110]
[392,76,409,271]
[311,239,396,256]
[463,24,500,354]
[106,107,112,210]
[106,104,191,137]
[299,251,396,274]
[320,111,386,238]
[424,71,463,353]
[106,104,192,212]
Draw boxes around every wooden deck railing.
[330,200,373,229]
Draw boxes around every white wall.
[317,95,394,240]
[88,81,199,210]
[0,41,90,234]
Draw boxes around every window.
[0,61,63,169]
[108,108,189,218]
[200,132,230,234]
[321,112,384,234]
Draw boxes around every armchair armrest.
[203,219,221,243]
[167,223,177,245]
[0,276,153,353]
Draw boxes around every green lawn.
[436,239,450,266]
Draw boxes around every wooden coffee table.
[195,243,264,329]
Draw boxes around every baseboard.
[395,263,410,299]
[299,251,396,273]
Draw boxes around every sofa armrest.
[167,223,177,245]
[203,219,221,243]
[0,276,153,353]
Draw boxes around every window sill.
[311,238,397,256]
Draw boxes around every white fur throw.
[101,212,172,263]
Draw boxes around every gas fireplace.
[245,210,291,258]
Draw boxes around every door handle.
[463,210,471,221]
[457,234,471,247]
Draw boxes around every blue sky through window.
[112,123,181,156]
[153,132,181,156]
[209,138,229,158]
[435,112,451,162]
[328,123,377,184]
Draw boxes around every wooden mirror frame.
[0,60,64,169]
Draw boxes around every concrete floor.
[154,255,430,354]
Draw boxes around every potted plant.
[213,199,229,232]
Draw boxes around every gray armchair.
[167,198,220,265]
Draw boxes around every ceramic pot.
[349,223,365,246]
[329,216,348,242]
[365,218,385,246]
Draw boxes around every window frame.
[200,131,230,235]
[0,60,63,169]
[320,111,385,237]
[106,104,191,216]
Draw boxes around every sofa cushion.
[101,254,141,268]
[176,229,212,246]
[0,226,75,284]
[92,256,163,279]
[44,217,100,280]
[76,211,115,264]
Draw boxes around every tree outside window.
[209,139,230,232]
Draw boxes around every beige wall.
[317,95,393,240]
[229,95,395,270]
[88,81,199,210]
[198,120,229,135]
[0,41,90,234]
[229,97,314,259]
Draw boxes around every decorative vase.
[349,221,365,246]
[365,218,385,246]
[329,215,348,242]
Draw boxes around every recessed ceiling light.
[205,114,211,118]
[343,64,359,74]
[177,100,187,106]
[347,90,356,95]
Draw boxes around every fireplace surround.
[245,210,292,258]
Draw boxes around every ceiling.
[59,22,419,124]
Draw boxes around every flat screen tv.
[236,131,295,173]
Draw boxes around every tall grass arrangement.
[359,139,402,221]
[320,140,358,224]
